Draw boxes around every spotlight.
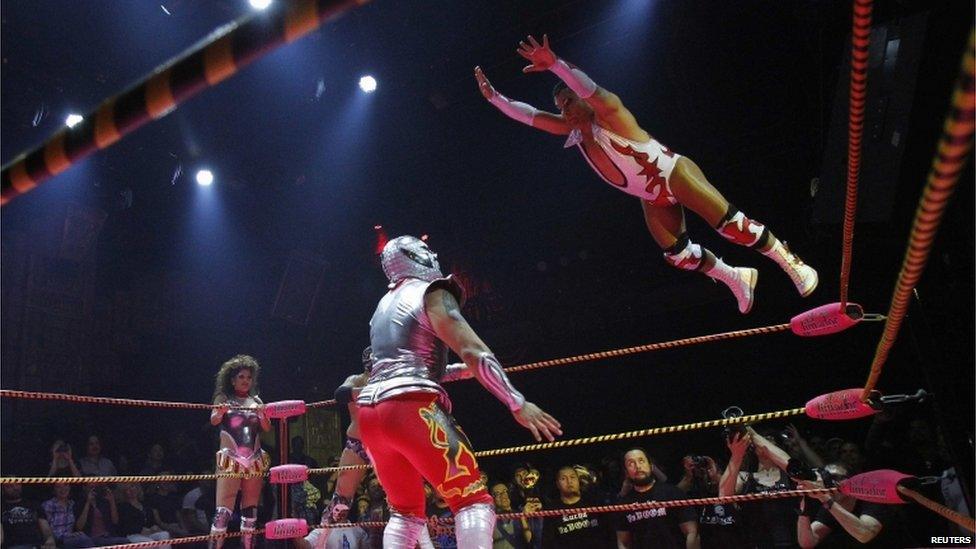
[248,0,272,9]
[359,75,377,93]
[374,224,382,230]
[195,169,214,186]
[65,114,84,128]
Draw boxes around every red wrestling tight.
[357,393,493,518]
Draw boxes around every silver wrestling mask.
[380,235,443,288]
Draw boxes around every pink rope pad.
[805,388,877,420]
[840,470,912,504]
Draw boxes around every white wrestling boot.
[704,259,758,314]
[763,240,818,297]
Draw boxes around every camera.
[56,443,69,453]
[786,459,842,488]
[721,406,748,442]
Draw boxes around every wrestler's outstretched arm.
[424,288,562,442]
[474,66,570,136]
[517,34,648,142]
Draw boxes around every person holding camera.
[677,456,744,547]
[47,440,80,478]
[719,427,797,548]
[209,355,271,549]
[74,482,129,546]
[794,463,910,547]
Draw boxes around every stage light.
[249,0,272,10]
[195,169,214,186]
[359,75,377,93]
[65,114,84,128]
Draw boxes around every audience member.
[795,463,913,547]
[145,477,188,538]
[2,480,56,549]
[77,437,117,478]
[720,428,797,548]
[677,456,744,547]
[541,465,614,548]
[491,482,530,549]
[139,444,170,476]
[41,483,89,548]
[47,440,80,478]
[74,482,129,546]
[614,448,699,549]
[117,483,171,548]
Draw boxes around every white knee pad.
[454,503,495,549]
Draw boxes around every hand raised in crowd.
[517,34,557,73]
[727,432,751,460]
[473,66,497,101]
[513,401,562,442]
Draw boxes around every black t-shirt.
[145,492,180,524]
[2,498,46,547]
[614,483,697,549]
[117,502,153,536]
[541,496,614,548]
[814,500,912,548]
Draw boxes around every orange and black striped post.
[861,29,975,399]
[838,0,873,308]
[0,0,369,206]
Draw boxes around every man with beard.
[615,448,699,549]
[541,466,613,548]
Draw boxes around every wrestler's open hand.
[514,401,562,442]
[517,34,556,73]
[474,66,496,101]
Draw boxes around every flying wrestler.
[355,235,561,548]
[474,35,818,313]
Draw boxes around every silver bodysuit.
[357,277,463,412]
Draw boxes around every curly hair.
[213,354,261,402]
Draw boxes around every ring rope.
[0,472,264,485]
[99,529,256,549]
[839,0,874,308]
[5,319,875,412]
[471,407,806,458]
[897,485,976,534]
[326,488,838,529]
[0,406,805,483]
[307,407,807,473]
[0,390,259,410]
[861,29,976,400]
[307,321,797,409]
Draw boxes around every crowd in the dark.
[3,406,970,549]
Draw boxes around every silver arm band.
[441,362,473,383]
[488,93,538,126]
[549,59,597,99]
[476,352,525,413]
